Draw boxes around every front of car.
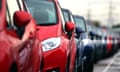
[73,15,94,72]
[109,32,119,55]
[106,32,113,56]
[61,8,77,72]
[94,27,103,61]
[87,24,100,62]
[24,0,74,72]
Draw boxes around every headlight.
[102,39,105,44]
[41,37,61,52]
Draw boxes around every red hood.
[36,24,62,41]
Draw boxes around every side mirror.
[75,27,84,34]
[65,22,75,32]
[14,11,32,27]
[13,11,32,39]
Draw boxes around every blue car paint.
[76,33,94,67]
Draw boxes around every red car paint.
[17,0,76,71]
[0,0,42,72]
[102,29,112,54]
[35,0,76,71]
[107,36,112,53]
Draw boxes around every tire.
[83,61,93,72]
[66,55,70,72]
[10,63,17,72]
[73,57,77,72]
[74,59,94,72]
[87,62,93,72]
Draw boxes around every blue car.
[87,24,104,62]
[101,29,108,58]
[62,8,94,72]
[94,27,103,61]
[73,15,94,72]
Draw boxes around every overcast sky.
[58,0,120,26]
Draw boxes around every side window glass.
[6,3,14,29]
[18,0,24,10]
[6,9,12,29]
[70,14,75,23]
[62,10,70,22]
[7,0,25,39]
[7,0,20,27]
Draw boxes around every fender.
[77,38,94,66]
[0,38,14,72]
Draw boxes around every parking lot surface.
[94,50,120,72]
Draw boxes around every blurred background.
[59,0,120,34]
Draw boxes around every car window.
[24,0,57,25]
[74,17,86,32]
[62,9,75,24]
[62,10,70,22]
[87,25,91,31]
[7,0,20,27]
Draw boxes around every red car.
[106,35,112,56]
[16,0,76,72]
[0,0,42,72]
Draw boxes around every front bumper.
[42,45,67,72]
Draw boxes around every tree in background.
[92,20,101,27]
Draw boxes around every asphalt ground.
[94,50,120,72]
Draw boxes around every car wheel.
[73,57,78,72]
[83,61,93,72]
[66,55,70,72]
[10,63,17,72]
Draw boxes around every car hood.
[36,24,62,41]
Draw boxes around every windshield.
[74,17,86,32]
[24,0,57,25]
[87,25,92,31]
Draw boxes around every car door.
[16,32,34,72]
[6,0,34,71]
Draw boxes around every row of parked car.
[0,0,120,72]
[62,8,120,72]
